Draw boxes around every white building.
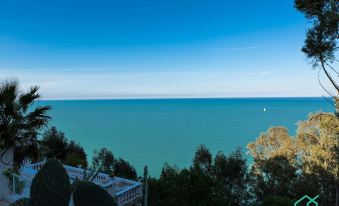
[0,150,143,206]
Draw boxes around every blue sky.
[0,0,331,99]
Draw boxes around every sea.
[38,98,333,177]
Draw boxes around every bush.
[30,159,71,206]
[73,180,117,206]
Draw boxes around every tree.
[296,1,338,202]
[296,113,338,177]
[93,147,115,174]
[113,158,137,180]
[41,127,87,167]
[65,140,87,167]
[295,0,338,98]
[248,113,339,205]
[192,145,212,174]
[41,126,68,160]
[213,149,249,205]
[248,155,299,200]
[296,112,339,204]
[0,79,51,169]
[247,127,296,162]
[92,147,137,179]
[148,146,249,206]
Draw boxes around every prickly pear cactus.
[9,198,30,206]
[30,159,71,206]
[73,180,117,206]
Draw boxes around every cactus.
[30,159,71,206]
[9,198,30,206]
[73,180,117,206]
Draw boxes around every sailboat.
[263,107,266,112]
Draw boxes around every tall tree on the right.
[295,0,338,96]
[295,0,338,204]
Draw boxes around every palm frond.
[0,79,51,168]
[19,86,40,112]
[0,79,19,106]
[25,106,51,129]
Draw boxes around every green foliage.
[148,148,248,206]
[65,140,87,167]
[92,147,137,179]
[0,78,51,169]
[41,127,68,160]
[247,113,339,205]
[73,180,117,206]
[93,148,115,173]
[295,0,338,99]
[192,145,212,174]
[41,127,87,168]
[9,198,30,206]
[213,149,249,205]
[295,0,338,66]
[248,156,299,200]
[113,158,137,180]
[30,159,71,206]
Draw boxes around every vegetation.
[144,112,339,206]
[12,158,117,206]
[30,159,71,206]
[1,78,339,205]
[0,1,338,205]
[248,112,338,205]
[294,0,338,98]
[41,126,87,167]
[2,79,337,205]
[73,180,117,206]
[93,147,137,180]
[294,0,338,204]
[0,79,51,169]
[148,146,248,206]
[41,129,137,180]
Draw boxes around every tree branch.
[318,67,336,98]
[321,59,339,92]
[325,62,339,75]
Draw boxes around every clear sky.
[0,0,332,99]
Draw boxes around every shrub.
[30,159,71,206]
[73,180,117,206]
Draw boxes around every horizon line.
[40,96,332,101]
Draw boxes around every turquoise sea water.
[38,98,333,177]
